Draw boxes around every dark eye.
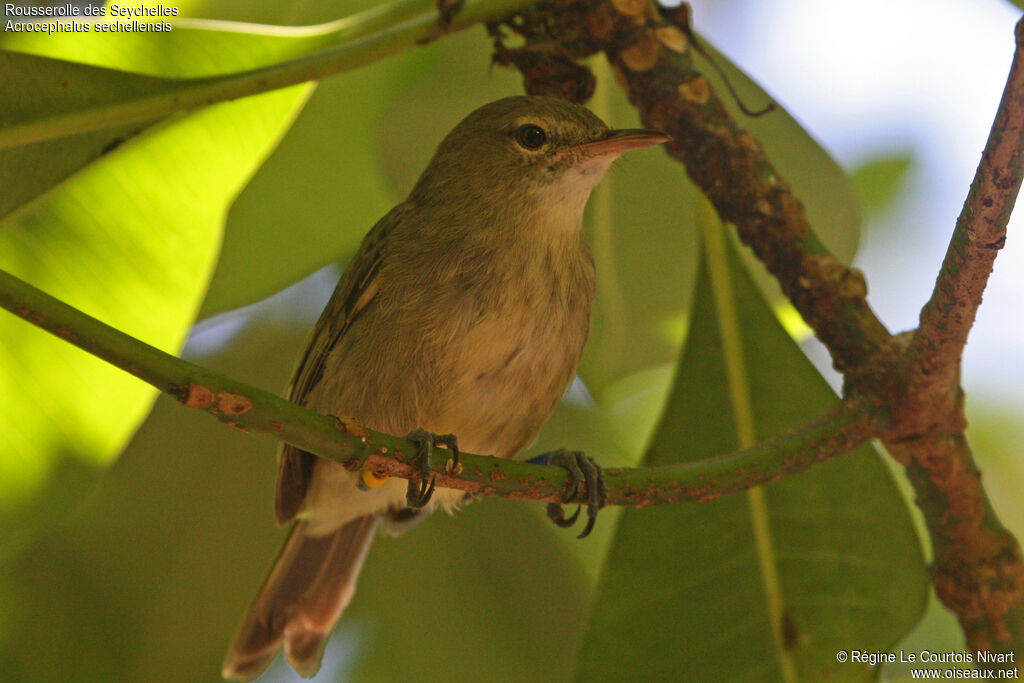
[515,124,547,150]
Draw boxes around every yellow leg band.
[362,470,389,489]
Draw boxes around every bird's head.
[410,96,669,228]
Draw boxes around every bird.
[221,95,668,681]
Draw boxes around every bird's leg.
[528,449,607,539]
[403,429,459,508]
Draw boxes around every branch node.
[182,382,213,409]
[216,392,253,416]
[332,414,370,439]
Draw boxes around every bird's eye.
[515,124,547,150]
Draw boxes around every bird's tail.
[221,515,378,681]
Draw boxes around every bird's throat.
[531,156,616,237]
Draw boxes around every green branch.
[0,266,873,508]
[0,0,534,150]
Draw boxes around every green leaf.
[1,15,344,76]
[697,39,864,316]
[0,1,403,219]
[576,233,927,681]
[201,52,422,316]
[0,50,173,218]
[582,40,863,395]
[0,0,533,158]
[581,64,699,393]
[0,84,306,553]
[0,0,447,539]
[1,5,521,317]
[377,28,523,195]
[697,38,862,264]
[848,153,914,218]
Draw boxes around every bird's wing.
[274,206,403,525]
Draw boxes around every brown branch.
[882,18,1024,656]
[602,13,893,377]
[904,19,1024,417]
[888,435,1024,653]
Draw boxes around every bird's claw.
[546,502,581,528]
[540,449,606,539]
[403,429,459,508]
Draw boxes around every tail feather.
[283,632,328,678]
[222,516,378,681]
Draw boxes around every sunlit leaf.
[0,85,306,551]
[0,50,172,218]
[0,0,438,219]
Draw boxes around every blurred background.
[1,0,1022,681]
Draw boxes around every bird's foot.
[529,449,606,539]
[403,429,460,508]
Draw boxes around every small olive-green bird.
[221,95,668,681]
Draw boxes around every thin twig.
[0,266,874,508]
[885,17,1024,656]
[905,18,1024,413]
